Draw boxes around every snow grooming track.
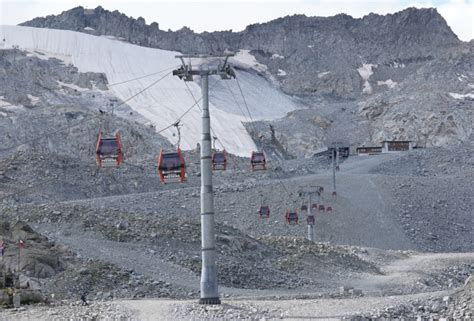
[0,26,302,156]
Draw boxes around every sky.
[0,0,472,41]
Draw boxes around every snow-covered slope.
[0,26,301,156]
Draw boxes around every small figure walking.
[80,293,88,306]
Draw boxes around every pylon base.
[199,297,221,305]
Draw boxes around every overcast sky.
[0,0,472,41]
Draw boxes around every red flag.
[19,240,26,249]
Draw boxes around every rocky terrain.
[18,6,474,153]
[0,5,471,320]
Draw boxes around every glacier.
[0,25,302,156]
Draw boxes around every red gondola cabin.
[157,149,186,183]
[95,132,123,168]
[212,151,227,170]
[285,210,298,225]
[251,151,266,171]
[258,205,270,219]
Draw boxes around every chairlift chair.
[311,203,318,215]
[212,150,227,170]
[336,165,340,172]
[157,148,186,183]
[332,191,337,198]
[326,206,333,213]
[258,205,270,219]
[95,132,123,168]
[251,151,266,171]
[285,210,298,225]
[307,215,315,225]
[318,204,325,212]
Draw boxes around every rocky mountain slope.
[21,6,460,98]
[18,6,473,152]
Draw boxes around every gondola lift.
[251,151,266,171]
[157,121,186,183]
[211,136,227,171]
[95,131,123,168]
[285,209,298,225]
[258,205,270,219]
[95,106,123,168]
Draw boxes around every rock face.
[18,6,473,152]
[21,6,460,99]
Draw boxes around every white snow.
[449,92,474,99]
[318,71,331,78]
[0,26,300,156]
[84,27,95,31]
[357,64,376,94]
[0,96,11,107]
[57,81,89,92]
[307,45,314,48]
[26,50,73,65]
[230,50,268,73]
[271,53,284,59]
[277,69,287,76]
[468,84,474,89]
[26,94,40,105]
[377,79,397,89]
[392,62,405,68]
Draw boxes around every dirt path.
[118,290,453,320]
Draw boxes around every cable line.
[0,71,173,153]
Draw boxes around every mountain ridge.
[20,6,461,98]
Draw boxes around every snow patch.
[26,50,73,65]
[84,27,95,31]
[230,50,268,73]
[318,71,331,78]
[271,53,284,59]
[0,97,12,107]
[377,79,397,89]
[449,92,474,99]
[392,62,405,68]
[277,69,287,76]
[57,81,89,92]
[468,84,474,89]
[307,45,314,48]
[357,64,376,94]
[26,94,40,105]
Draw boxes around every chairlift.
[258,205,270,219]
[332,191,337,198]
[157,148,186,183]
[326,206,333,213]
[285,210,298,225]
[95,132,123,168]
[212,150,227,171]
[307,215,315,225]
[318,204,325,212]
[251,151,266,171]
[336,165,340,172]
